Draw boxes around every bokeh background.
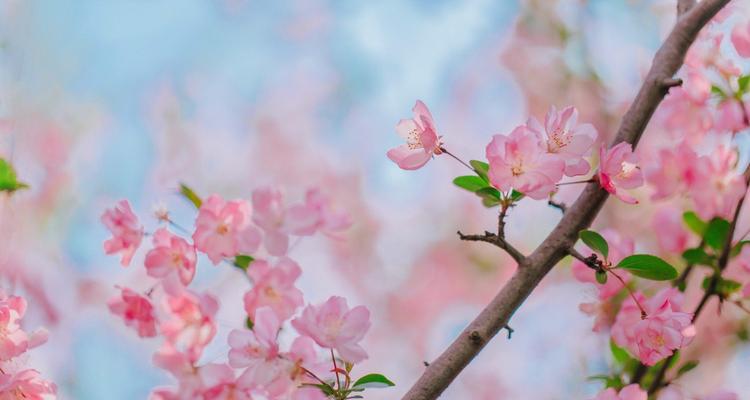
[1,0,750,399]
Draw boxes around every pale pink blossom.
[591,384,646,400]
[598,143,643,204]
[611,288,694,366]
[161,291,219,361]
[152,345,203,398]
[243,258,304,322]
[144,228,197,286]
[228,307,280,368]
[526,105,597,176]
[732,21,750,58]
[486,125,565,199]
[657,86,713,144]
[286,188,352,238]
[645,144,700,200]
[572,230,634,300]
[713,99,748,133]
[192,195,261,264]
[102,200,144,266]
[387,100,442,170]
[199,363,253,400]
[107,287,158,338]
[578,301,615,333]
[687,31,740,77]
[0,294,47,361]
[690,147,746,220]
[251,187,290,256]
[0,369,57,400]
[292,296,370,363]
[652,207,692,254]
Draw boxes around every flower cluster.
[102,189,384,399]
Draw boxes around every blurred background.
[1,0,749,399]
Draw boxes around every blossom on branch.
[387,100,443,170]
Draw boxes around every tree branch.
[457,230,525,264]
[677,0,696,16]
[401,2,729,398]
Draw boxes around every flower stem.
[439,147,475,174]
[609,268,647,319]
[331,349,341,390]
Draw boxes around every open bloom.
[161,291,219,362]
[144,228,197,286]
[527,105,597,176]
[252,187,290,256]
[690,146,746,220]
[292,296,370,363]
[286,188,352,238]
[590,384,646,400]
[387,100,442,170]
[228,307,280,368]
[652,207,692,254]
[192,195,261,264]
[107,287,158,338]
[0,293,48,360]
[486,125,564,199]
[611,288,694,366]
[243,258,304,322]
[644,143,700,200]
[0,369,57,400]
[598,143,643,204]
[732,21,750,58]
[102,200,144,266]
[199,363,253,400]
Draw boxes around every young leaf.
[179,183,203,209]
[245,317,254,330]
[676,360,699,377]
[352,373,395,389]
[610,341,633,366]
[682,211,707,236]
[469,160,489,182]
[475,187,502,202]
[233,255,255,271]
[0,158,29,193]
[738,75,750,94]
[711,84,726,99]
[579,230,609,259]
[595,271,607,284]
[704,218,730,251]
[681,248,714,266]
[616,254,678,281]
[731,240,750,257]
[510,190,524,202]
[702,276,742,298]
[453,176,488,193]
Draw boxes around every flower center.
[548,128,572,152]
[216,223,229,235]
[406,127,423,150]
[511,163,524,177]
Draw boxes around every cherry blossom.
[199,363,253,400]
[526,105,597,176]
[286,188,352,238]
[292,296,371,363]
[107,287,158,338]
[591,384,646,400]
[387,100,443,170]
[251,187,290,256]
[486,125,565,199]
[228,307,280,368]
[611,288,694,366]
[193,195,261,264]
[645,144,700,200]
[690,146,746,220]
[160,290,219,361]
[144,228,197,286]
[0,294,48,361]
[731,21,750,58]
[651,207,692,254]
[243,258,304,322]
[598,143,643,204]
[101,200,144,266]
[0,369,57,400]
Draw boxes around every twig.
[401,2,731,398]
[547,199,567,213]
[440,147,475,174]
[457,230,525,264]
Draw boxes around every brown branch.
[457,230,525,264]
[401,2,730,398]
[677,0,696,16]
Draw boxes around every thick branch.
[402,2,729,398]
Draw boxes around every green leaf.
[610,341,633,366]
[179,183,203,209]
[595,271,608,284]
[711,84,726,99]
[481,197,500,208]
[616,254,678,281]
[245,317,254,330]
[469,160,489,183]
[510,190,524,202]
[475,187,502,202]
[704,218,731,251]
[586,374,623,390]
[731,240,750,257]
[738,75,750,95]
[352,373,395,389]
[579,230,609,259]
[453,176,488,193]
[233,255,255,271]
[702,276,742,298]
[682,248,714,266]
[676,360,699,377]
[302,383,336,396]
[0,158,28,193]
[682,211,707,236]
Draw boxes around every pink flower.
[387,100,442,170]
[144,228,197,286]
[526,105,597,176]
[579,301,615,333]
[292,296,370,363]
[243,258,304,322]
[228,307,280,368]
[690,147,746,220]
[192,195,261,264]
[732,21,750,58]
[161,291,219,362]
[657,86,713,144]
[101,200,144,266]
[591,384,646,400]
[572,230,634,300]
[107,287,158,338]
[651,207,692,254]
[611,288,694,366]
[0,369,57,400]
[199,363,253,400]
[713,99,748,133]
[251,187,290,256]
[286,188,352,238]
[486,125,565,199]
[598,143,643,204]
[0,294,47,361]
[645,144,700,200]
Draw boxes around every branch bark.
[401,2,730,399]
